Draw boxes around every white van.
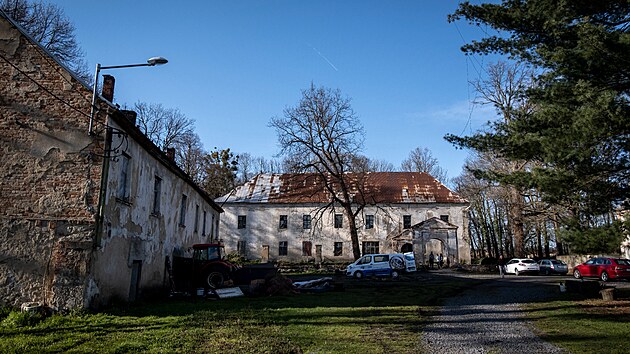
[346,252,416,279]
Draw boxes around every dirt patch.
[579,299,630,316]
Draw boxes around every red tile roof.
[218,172,467,204]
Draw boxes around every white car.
[346,252,416,279]
[505,258,540,275]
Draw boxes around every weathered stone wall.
[1,16,103,309]
[88,119,221,307]
[219,202,469,262]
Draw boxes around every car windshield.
[615,259,630,266]
[551,260,565,265]
[522,259,536,264]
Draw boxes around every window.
[362,241,379,255]
[194,205,199,232]
[303,215,311,229]
[179,195,187,226]
[358,255,372,265]
[202,210,207,235]
[151,176,161,214]
[237,240,247,256]
[334,242,343,256]
[238,215,247,229]
[279,215,288,229]
[373,255,389,263]
[440,215,449,223]
[334,214,343,228]
[302,241,312,256]
[118,153,131,201]
[403,215,411,229]
[365,215,374,229]
[210,214,215,238]
[279,241,288,256]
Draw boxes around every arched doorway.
[424,238,445,259]
[424,238,448,269]
[400,243,413,253]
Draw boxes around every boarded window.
[152,176,161,214]
[279,215,288,229]
[365,215,374,229]
[279,241,288,256]
[302,241,312,256]
[194,205,199,232]
[202,210,207,235]
[334,242,343,256]
[238,215,246,229]
[118,153,131,201]
[179,194,187,226]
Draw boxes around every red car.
[573,257,630,282]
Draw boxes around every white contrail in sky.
[309,44,339,72]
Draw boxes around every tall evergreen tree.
[446,1,630,251]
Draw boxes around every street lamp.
[88,56,168,135]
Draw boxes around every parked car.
[573,257,630,282]
[505,258,540,275]
[538,259,568,275]
[346,252,416,279]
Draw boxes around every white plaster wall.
[90,119,220,305]
[219,202,469,262]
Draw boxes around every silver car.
[538,259,568,275]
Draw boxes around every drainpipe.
[94,125,113,249]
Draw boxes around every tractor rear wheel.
[206,271,226,289]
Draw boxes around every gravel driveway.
[421,273,567,353]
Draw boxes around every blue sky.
[51,0,500,181]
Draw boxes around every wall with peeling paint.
[0,14,101,310]
[1,13,222,310]
[88,118,221,307]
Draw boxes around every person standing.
[429,252,434,269]
[498,254,505,278]
[438,253,444,269]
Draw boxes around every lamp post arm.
[87,57,167,135]
[88,63,101,136]
[100,63,153,70]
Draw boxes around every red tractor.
[172,243,237,290]
[171,243,276,292]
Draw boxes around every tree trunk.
[543,222,550,258]
[509,186,525,257]
[536,222,543,258]
[344,204,361,260]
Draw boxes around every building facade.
[217,173,470,265]
[0,13,221,310]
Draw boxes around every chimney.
[121,110,137,126]
[166,147,175,160]
[101,74,115,102]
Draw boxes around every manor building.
[217,173,470,265]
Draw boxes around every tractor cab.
[192,243,225,262]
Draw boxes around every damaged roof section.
[218,172,467,204]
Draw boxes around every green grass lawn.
[527,293,630,354]
[0,275,478,353]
